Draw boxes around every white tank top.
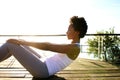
[45,53,73,76]
[45,43,80,76]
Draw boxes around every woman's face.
[66,24,79,39]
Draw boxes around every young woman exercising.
[0,16,88,78]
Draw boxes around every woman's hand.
[7,39,19,44]
[7,39,26,45]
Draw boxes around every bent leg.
[0,43,12,62]
[21,45,42,58]
[5,43,49,78]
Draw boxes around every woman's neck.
[71,38,80,43]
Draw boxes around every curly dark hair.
[70,16,88,38]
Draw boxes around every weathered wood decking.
[0,56,120,80]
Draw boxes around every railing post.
[98,36,101,59]
[98,36,104,59]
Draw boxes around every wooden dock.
[0,56,120,80]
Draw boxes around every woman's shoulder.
[67,43,80,60]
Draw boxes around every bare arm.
[7,39,49,50]
[7,39,80,59]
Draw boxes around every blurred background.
[0,0,120,63]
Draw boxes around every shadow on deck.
[0,56,120,80]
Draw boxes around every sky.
[0,0,120,35]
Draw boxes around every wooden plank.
[1,77,120,80]
[1,70,120,78]
[57,73,120,78]
[1,69,120,74]
[0,74,25,78]
[58,69,120,73]
[0,78,31,80]
[65,77,120,80]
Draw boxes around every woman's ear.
[76,31,80,38]
[76,31,80,35]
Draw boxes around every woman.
[0,16,88,78]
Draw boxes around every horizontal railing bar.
[0,34,66,37]
[0,34,120,37]
[86,34,120,36]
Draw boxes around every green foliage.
[87,37,98,57]
[87,28,120,62]
[87,31,104,58]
